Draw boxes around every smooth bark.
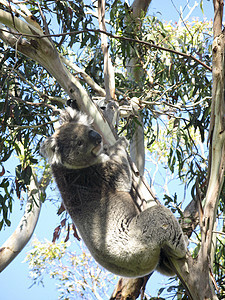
[0,169,50,272]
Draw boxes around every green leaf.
[200,0,204,14]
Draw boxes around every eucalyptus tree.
[0,0,224,299]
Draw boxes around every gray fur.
[40,108,187,277]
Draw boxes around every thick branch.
[97,0,115,100]
[60,55,106,97]
[131,0,152,17]
[0,169,50,272]
[213,0,223,37]
[171,3,225,299]
[202,0,225,264]
[0,11,116,145]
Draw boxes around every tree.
[0,0,224,299]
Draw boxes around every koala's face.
[41,122,103,169]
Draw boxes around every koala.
[40,107,187,278]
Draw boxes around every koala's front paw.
[116,137,129,149]
[106,137,128,157]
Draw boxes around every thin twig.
[8,120,57,130]
[0,27,212,71]
[9,94,59,111]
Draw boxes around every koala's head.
[40,108,104,169]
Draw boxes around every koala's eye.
[77,140,83,147]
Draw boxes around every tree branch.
[0,26,212,71]
[97,0,115,100]
[0,10,116,145]
[199,0,225,294]
[60,55,106,97]
[0,167,51,272]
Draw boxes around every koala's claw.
[103,144,109,154]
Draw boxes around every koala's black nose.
[88,130,102,145]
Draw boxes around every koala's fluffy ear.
[40,137,61,165]
[60,107,93,126]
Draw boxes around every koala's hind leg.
[130,205,187,259]
[128,205,187,275]
[160,207,187,259]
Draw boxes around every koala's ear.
[60,107,93,126]
[40,137,59,164]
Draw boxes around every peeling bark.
[110,276,151,300]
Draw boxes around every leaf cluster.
[25,237,117,299]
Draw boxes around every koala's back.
[51,160,187,277]
[51,162,151,276]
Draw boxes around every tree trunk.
[127,0,152,176]
[170,1,225,299]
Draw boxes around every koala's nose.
[88,130,102,145]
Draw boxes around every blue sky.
[0,1,215,299]
[152,0,214,20]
